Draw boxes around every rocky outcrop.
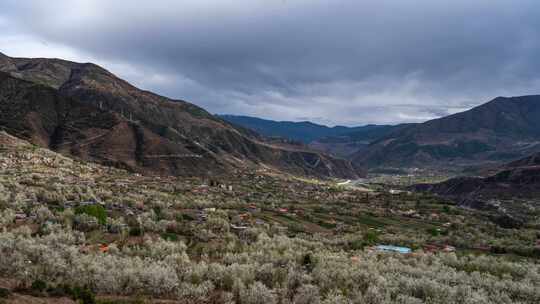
[411,153,540,227]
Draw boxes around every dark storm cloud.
[1,0,540,125]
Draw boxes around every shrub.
[364,230,379,245]
[0,288,11,298]
[75,205,107,225]
[426,228,440,236]
[302,253,314,271]
[72,286,96,304]
[31,280,47,293]
[46,284,72,298]
[129,225,143,236]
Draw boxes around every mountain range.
[353,95,540,169]
[0,52,360,179]
[223,95,540,171]
[219,115,396,158]
[2,52,540,177]
[310,124,402,158]
[218,115,379,143]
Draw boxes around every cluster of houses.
[189,201,274,233]
[0,149,62,169]
[14,212,36,223]
[12,199,42,224]
[192,180,235,195]
[209,179,234,191]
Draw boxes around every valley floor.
[0,132,539,303]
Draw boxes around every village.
[3,139,538,259]
[1,131,540,304]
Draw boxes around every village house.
[375,245,412,254]
[423,244,439,253]
[14,212,28,224]
[230,223,248,230]
[442,245,456,252]
[79,200,100,207]
[105,202,123,211]
[238,213,250,220]
[99,244,109,253]
[325,219,337,226]
[401,209,419,218]
[272,224,288,234]
[196,210,208,222]
[15,212,27,220]
[108,223,129,234]
[63,201,77,209]
[429,213,440,220]
[424,244,456,253]
[247,204,260,213]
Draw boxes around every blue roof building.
[375,245,412,254]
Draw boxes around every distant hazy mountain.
[219,115,399,158]
[354,95,540,169]
[310,124,403,158]
[218,115,373,143]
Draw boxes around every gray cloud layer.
[1,0,540,126]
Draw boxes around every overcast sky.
[1,0,540,126]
